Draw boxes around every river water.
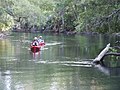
[0,32,120,90]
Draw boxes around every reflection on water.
[95,64,110,75]
[0,33,120,90]
[95,61,120,76]
[4,70,11,90]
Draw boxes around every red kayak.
[39,42,45,46]
[31,42,45,53]
[31,46,41,53]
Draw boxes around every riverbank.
[11,27,120,36]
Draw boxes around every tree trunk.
[93,43,110,63]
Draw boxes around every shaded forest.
[0,0,120,34]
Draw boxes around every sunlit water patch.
[11,39,31,43]
[35,60,93,68]
[0,57,18,61]
[45,42,62,46]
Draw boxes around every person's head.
[34,37,37,40]
[39,36,42,39]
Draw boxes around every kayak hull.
[31,46,41,53]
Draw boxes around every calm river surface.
[0,32,120,90]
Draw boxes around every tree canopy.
[0,0,120,33]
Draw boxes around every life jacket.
[38,39,45,45]
[32,40,39,46]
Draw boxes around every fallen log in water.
[93,43,110,64]
[113,46,120,50]
[105,52,120,56]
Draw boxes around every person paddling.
[31,37,39,46]
[38,36,45,46]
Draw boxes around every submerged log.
[93,43,110,64]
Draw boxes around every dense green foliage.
[0,0,56,32]
[0,4,14,31]
[0,0,120,33]
[52,0,120,34]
